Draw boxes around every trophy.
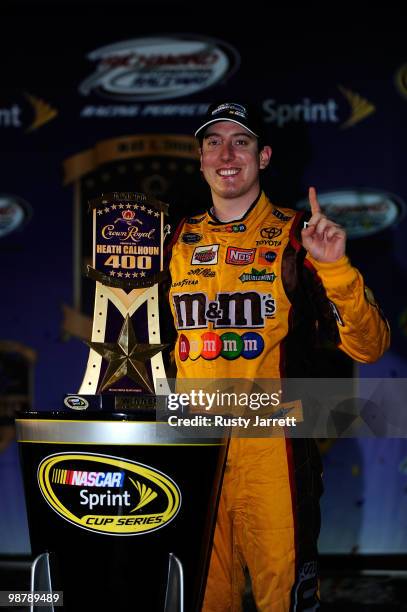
[64,191,171,411]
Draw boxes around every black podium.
[17,411,228,612]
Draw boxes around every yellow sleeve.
[305,254,390,363]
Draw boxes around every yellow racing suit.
[168,191,390,611]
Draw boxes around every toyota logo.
[260,227,282,239]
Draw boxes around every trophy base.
[115,394,156,412]
[63,393,156,414]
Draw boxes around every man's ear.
[259,146,272,170]
[199,146,203,171]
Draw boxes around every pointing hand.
[301,187,346,262]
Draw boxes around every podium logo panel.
[37,452,181,535]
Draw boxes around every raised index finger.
[308,186,321,216]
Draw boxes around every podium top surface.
[18,410,157,421]
[15,412,228,446]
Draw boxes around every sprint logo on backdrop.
[262,85,375,129]
[0,93,57,132]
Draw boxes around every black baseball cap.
[194,102,264,139]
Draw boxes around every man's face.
[200,121,271,200]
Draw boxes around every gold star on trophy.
[85,315,168,394]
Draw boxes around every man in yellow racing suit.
[168,102,390,611]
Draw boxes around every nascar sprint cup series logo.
[79,36,240,101]
[37,453,181,535]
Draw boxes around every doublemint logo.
[239,268,277,283]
